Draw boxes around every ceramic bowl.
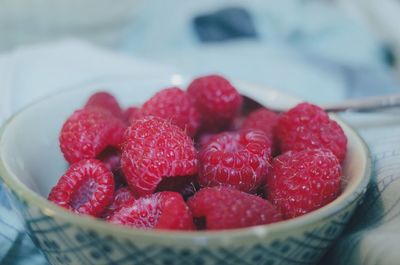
[0,77,371,265]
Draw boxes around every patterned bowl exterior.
[2,183,365,265]
[0,80,371,265]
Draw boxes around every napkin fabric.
[323,123,400,265]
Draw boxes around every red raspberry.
[103,187,136,217]
[187,187,282,230]
[276,102,347,162]
[106,191,194,230]
[85,91,123,119]
[121,116,198,196]
[198,130,271,193]
[187,75,242,130]
[242,108,279,154]
[60,108,125,164]
[242,108,279,143]
[266,149,342,219]
[123,106,141,125]
[140,87,201,136]
[48,159,115,217]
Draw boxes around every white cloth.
[337,0,400,72]
[0,0,145,51]
[0,39,177,122]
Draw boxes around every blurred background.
[1,0,400,103]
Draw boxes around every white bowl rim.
[0,78,372,246]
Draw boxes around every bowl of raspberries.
[0,75,371,265]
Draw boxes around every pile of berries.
[48,75,347,231]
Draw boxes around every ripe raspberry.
[60,108,125,164]
[266,149,342,219]
[121,116,198,196]
[276,102,347,162]
[242,108,279,142]
[85,91,123,119]
[48,159,115,217]
[242,108,280,154]
[187,75,242,130]
[198,130,271,193]
[103,187,136,217]
[123,106,141,125]
[106,191,194,230]
[187,187,282,230]
[140,87,201,136]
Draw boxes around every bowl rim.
[0,79,372,246]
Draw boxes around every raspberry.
[187,187,282,230]
[242,108,280,154]
[276,102,347,162]
[48,159,115,217]
[123,106,141,125]
[103,187,136,217]
[60,108,125,164]
[106,191,194,230]
[121,116,198,196]
[140,87,201,136]
[85,91,123,119]
[187,75,242,130]
[266,149,342,219]
[198,130,271,193]
[242,108,279,142]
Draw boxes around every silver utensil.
[323,93,400,113]
[251,93,400,113]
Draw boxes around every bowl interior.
[0,76,370,239]
[0,79,172,196]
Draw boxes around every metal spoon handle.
[324,93,400,112]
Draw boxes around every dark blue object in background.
[193,7,258,42]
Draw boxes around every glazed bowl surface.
[0,76,371,265]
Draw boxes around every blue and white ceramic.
[0,76,371,265]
